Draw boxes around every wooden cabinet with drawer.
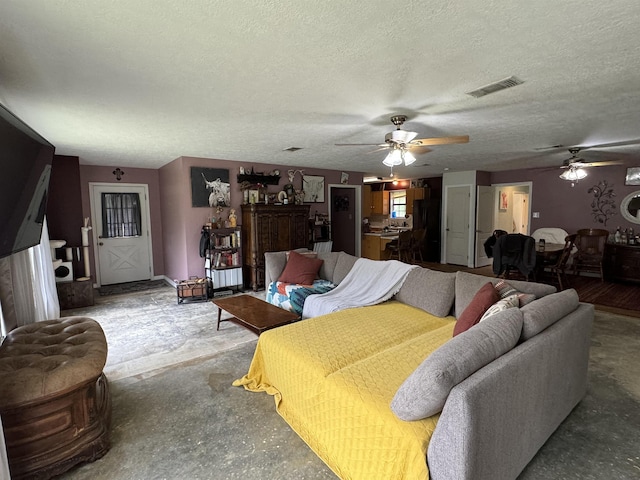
[604,243,640,283]
[241,203,310,291]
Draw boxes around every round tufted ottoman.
[0,317,111,480]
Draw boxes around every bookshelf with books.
[204,226,243,295]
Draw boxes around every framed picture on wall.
[498,190,508,211]
[191,167,230,207]
[625,167,640,186]
[248,189,259,204]
[302,175,325,203]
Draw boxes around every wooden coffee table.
[212,294,299,335]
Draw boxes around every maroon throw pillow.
[453,282,500,336]
[278,250,324,285]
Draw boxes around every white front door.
[445,185,471,266]
[90,184,152,286]
[475,186,496,267]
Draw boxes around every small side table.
[56,280,95,310]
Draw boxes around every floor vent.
[466,76,524,98]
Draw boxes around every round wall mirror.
[620,191,640,224]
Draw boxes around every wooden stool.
[0,317,111,479]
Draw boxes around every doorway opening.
[328,184,361,257]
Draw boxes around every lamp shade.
[383,150,403,167]
[402,150,416,166]
[559,167,587,181]
[382,148,416,167]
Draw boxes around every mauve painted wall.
[490,163,640,234]
[159,156,363,281]
[79,165,165,278]
[158,157,189,282]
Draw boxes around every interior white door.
[475,186,496,267]
[513,192,530,234]
[445,185,471,266]
[91,184,152,285]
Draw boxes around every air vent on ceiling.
[466,76,524,98]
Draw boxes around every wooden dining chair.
[549,234,577,290]
[573,228,608,281]
[386,230,413,263]
[410,228,426,263]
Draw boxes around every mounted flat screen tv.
[0,103,55,259]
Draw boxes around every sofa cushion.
[479,294,519,322]
[278,250,324,285]
[453,282,499,336]
[332,252,359,284]
[391,307,524,421]
[494,279,537,307]
[520,288,580,341]
[394,268,456,317]
[454,271,556,317]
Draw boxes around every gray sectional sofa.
[261,250,594,480]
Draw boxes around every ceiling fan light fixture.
[402,150,416,166]
[559,167,587,181]
[383,149,403,167]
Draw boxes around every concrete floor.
[57,286,640,479]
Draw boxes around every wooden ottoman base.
[1,373,111,480]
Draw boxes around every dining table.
[535,242,565,280]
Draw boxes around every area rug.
[62,286,258,381]
[98,279,169,296]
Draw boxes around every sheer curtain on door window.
[101,192,142,238]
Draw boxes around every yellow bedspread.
[233,301,456,480]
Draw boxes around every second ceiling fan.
[336,115,469,167]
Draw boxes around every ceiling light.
[383,149,403,167]
[402,150,416,166]
[559,167,587,181]
[382,148,416,167]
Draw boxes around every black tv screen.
[0,103,55,259]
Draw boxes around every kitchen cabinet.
[362,234,394,260]
[241,204,310,291]
[371,191,389,215]
[362,185,372,217]
[406,187,426,214]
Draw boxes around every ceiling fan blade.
[367,146,391,154]
[583,160,625,167]
[409,135,469,146]
[407,146,432,155]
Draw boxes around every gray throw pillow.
[391,308,524,421]
[520,288,580,341]
[395,268,456,317]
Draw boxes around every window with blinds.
[101,193,142,238]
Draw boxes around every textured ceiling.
[2,0,640,179]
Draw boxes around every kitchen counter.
[362,233,398,260]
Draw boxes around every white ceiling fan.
[559,147,623,169]
[558,147,623,185]
[335,115,469,167]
